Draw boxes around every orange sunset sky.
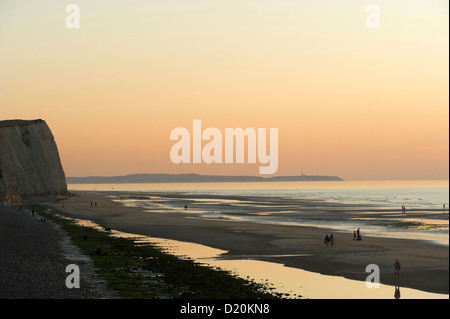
[0,0,448,180]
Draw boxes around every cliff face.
[0,119,67,201]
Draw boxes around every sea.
[68,179,449,246]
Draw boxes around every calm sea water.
[68,180,449,246]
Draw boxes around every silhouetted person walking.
[324,234,330,247]
[395,259,401,277]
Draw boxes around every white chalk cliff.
[0,119,67,200]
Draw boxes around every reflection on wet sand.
[142,236,448,299]
[57,187,449,298]
[69,216,448,299]
[114,191,449,246]
[209,259,447,299]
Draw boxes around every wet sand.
[51,192,449,295]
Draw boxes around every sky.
[0,0,448,180]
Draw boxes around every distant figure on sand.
[355,228,362,240]
[402,205,406,215]
[330,234,335,247]
[324,234,330,247]
[394,286,401,299]
[184,205,187,210]
[353,230,356,240]
[395,259,401,277]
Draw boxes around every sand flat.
[53,192,449,295]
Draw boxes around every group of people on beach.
[29,208,46,221]
[353,228,362,241]
[324,234,334,247]
[325,228,364,246]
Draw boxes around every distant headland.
[66,173,343,184]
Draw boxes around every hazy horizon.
[65,171,449,183]
[1,0,448,180]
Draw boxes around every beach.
[0,204,113,299]
[49,191,448,297]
